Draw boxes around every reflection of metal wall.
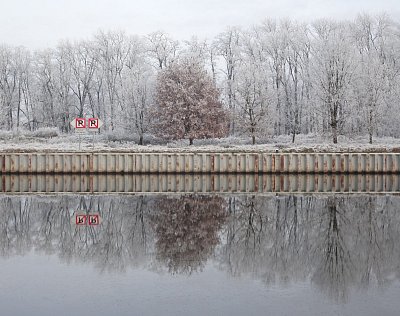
[1,174,400,193]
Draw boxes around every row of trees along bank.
[0,14,399,144]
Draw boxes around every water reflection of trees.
[151,195,227,274]
[0,195,154,272]
[0,194,399,302]
[218,195,400,302]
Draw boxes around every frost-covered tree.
[235,30,272,144]
[153,57,228,145]
[146,31,179,70]
[95,31,131,130]
[312,20,355,143]
[214,27,242,135]
[122,38,155,145]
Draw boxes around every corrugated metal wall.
[1,152,399,173]
[1,174,399,194]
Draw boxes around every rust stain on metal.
[1,175,5,192]
[10,157,15,173]
[211,155,215,172]
[89,155,94,172]
[271,155,275,172]
[280,175,284,191]
[280,155,284,172]
[332,158,336,172]
[254,155,259,173]
[384,156,387,172]
[340,157,344,173]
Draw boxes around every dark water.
[0,193,399,315]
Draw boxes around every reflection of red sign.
[75,118,86,128]
[88,118,99,129]
[75,213,101,226]
[89,214,99,225]
[76,215,87,225]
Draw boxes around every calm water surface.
[0,182,399,315]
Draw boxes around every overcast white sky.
[0,0,399,49]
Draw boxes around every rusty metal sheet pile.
[1,153,399,174]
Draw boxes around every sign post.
[87,118,103,149]
[70,118,103,150]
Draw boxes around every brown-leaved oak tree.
[153,58,228,145]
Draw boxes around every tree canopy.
[153,58,228,145]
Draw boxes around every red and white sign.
[88,214,100,225]
[70,118,103,130]
[76,215,87,225]
[75,213,101,226]
[88,118,99,129]
[75,118,86,129]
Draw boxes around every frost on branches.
[153,58,228,145]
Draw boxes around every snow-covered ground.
[0,130,399,153]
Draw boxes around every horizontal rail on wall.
[1,152,400,174]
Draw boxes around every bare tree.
[95,31,131,130]
[312,20,355,143]
[146,31,179,70]
[214,27,242,135]
[122,38,154,145]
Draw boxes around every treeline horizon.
[0,13,399,144]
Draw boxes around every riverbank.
[0,133,400,153]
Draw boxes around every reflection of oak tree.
[152,195,227,275]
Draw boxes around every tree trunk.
[369,132,373,144]
[332,125,338,144]
[292,131,296,143]
[251,126,256,145]
[138,135,143,145]
[189,138,193,145]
